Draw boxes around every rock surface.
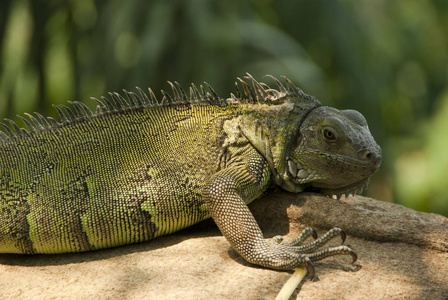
[1,192,447,299]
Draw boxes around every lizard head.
[236,74,381,198]
[283,106,382,197]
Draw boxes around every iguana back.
[0,95,243,253]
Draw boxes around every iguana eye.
[323,128,337,142]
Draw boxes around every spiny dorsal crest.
[232,73,317,105]
[0,73,318,142]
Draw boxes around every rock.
[0,192,447,299]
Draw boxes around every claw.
[349,248,358,263]
[340,230,346,244]
[304,258,315,280]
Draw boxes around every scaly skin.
[0,74,381,278]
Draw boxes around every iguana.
[0,74,381,278]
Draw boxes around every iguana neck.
[238,101,321,192]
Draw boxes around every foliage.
[1,0,447,215]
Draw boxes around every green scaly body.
[0,74,381,276]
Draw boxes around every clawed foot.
[273,227,357,279]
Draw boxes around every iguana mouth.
[286,155,378,180]
[299,178,370,199]
[286,157,375,199]
[307,150,381,168]
[317,178,370,199]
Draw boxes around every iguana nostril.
[364,150,381,167]
[359,150,371,161]
[360,150,381,166]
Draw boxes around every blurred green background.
[1,0,447,216]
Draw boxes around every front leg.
[202,151,356,278]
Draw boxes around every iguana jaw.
[318,178,371,199]
[284,155,378,198]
